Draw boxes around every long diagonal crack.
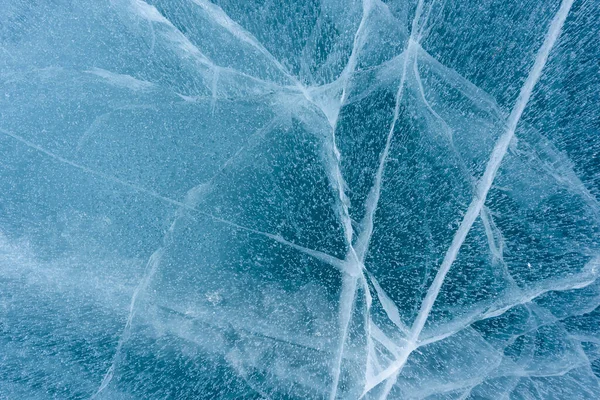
[0,127,343,271]
[412,45,516,285]
[0,127,190,210]
[361,0,574,394]
[91,246,165,398]
[353,0,427,263]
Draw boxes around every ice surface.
[1,0,599,399]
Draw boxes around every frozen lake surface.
[1,0,599,398]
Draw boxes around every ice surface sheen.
[1,0,599,399]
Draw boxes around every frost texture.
[1,0,600,399]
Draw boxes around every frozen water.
[1,0,599,399]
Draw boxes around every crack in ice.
[80,116,347,397]
[362,0,575,394]
[1,0,592,397]
[326,2,374,397]
[0,127,342,271]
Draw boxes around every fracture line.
[346,2,430,398]
[80,117,345,396]
[338,0,374,108]
[328,3,378,398]
[354,0,426,262]
[0,128,343,271]
[190,0,296,86]
[189,0,327,120]
[328,0,373,246]
[411,0,574,344]
[362,0,574,394]
[0,128,188,209]
[91,247,165,398]
[133,0,213,68]
[329,274,359,400]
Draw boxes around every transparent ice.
[1,0,599,398]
